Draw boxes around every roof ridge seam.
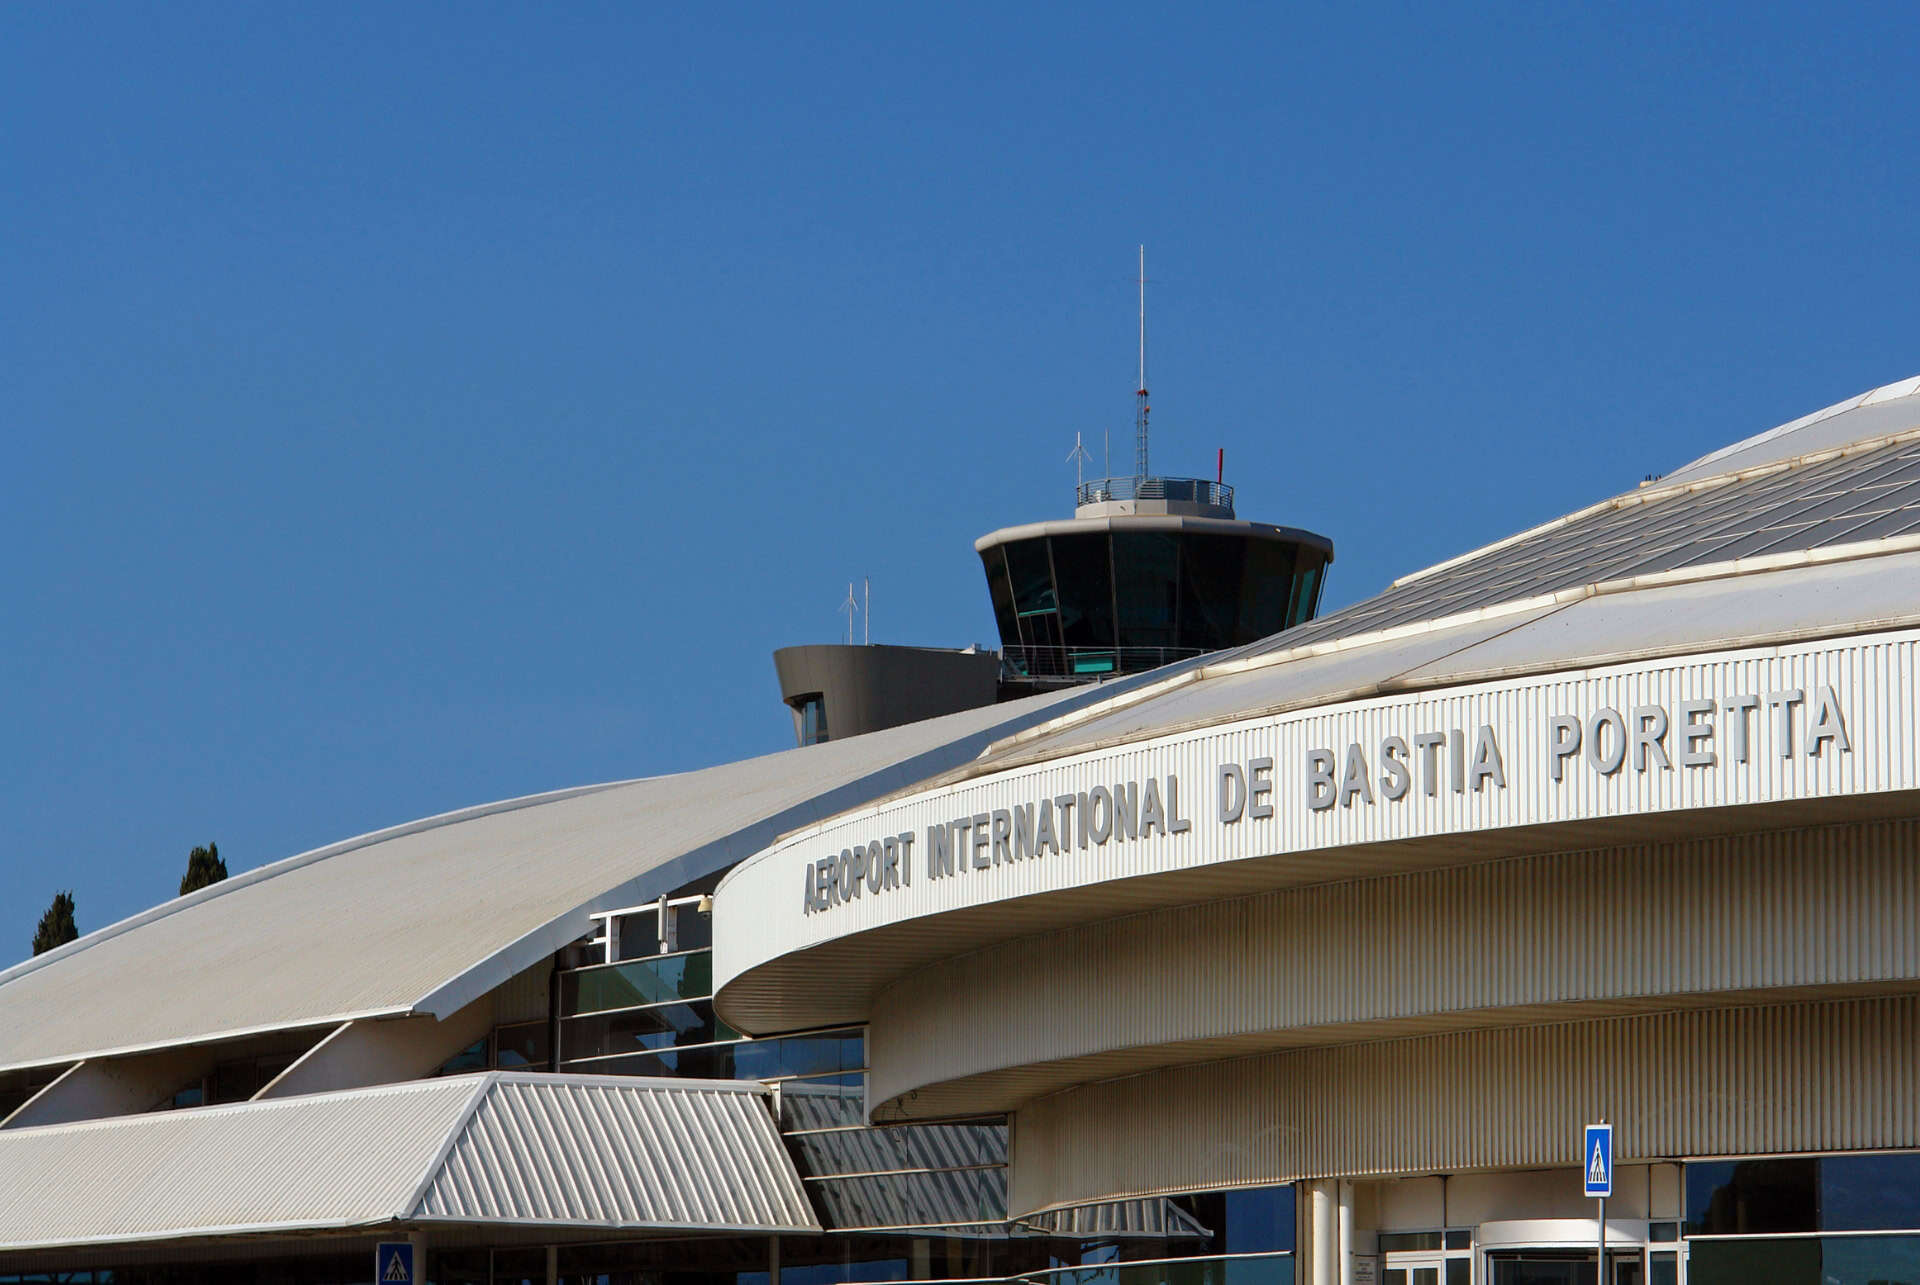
[400,1073,498,1221]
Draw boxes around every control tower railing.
[1075,476,1235,515]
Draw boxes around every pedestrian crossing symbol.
[1583,1122,1613,1198]
[377,1242,414,1284]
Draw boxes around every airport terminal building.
[9,377,1920,1285]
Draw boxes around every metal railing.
[1075,475,1235,512]
[1001,644,1206,680]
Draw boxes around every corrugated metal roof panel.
[0,1077,481,1250]
[414,1076,817,1231]
[0,1073,816,1252]
[0,686,1098,1072]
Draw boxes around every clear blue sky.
[5,3,1918,959]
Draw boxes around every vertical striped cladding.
[715,628,1920,1031]
[869,819,1920,1115]
[1008,997,1920,1215]
[413,1077,817,1231]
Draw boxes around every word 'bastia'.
[1306,683,1851,810]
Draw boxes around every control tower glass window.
[979,526,1331,681]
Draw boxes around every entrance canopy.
[0,1072,819,1254]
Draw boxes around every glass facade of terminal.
[980,531,1328,681]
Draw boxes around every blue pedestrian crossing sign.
[376,1242,414,1284]
[1583,1122,1613,1198]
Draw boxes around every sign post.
[1584,1122,1613,1285]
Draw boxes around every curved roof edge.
[0,778,645,992]
[975,514,1334,556]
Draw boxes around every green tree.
[179,841,227,895]
[31,891,77,956]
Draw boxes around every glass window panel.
[1820,1152,1920,1231]
[1413,1270,1438,1285]
[1818,1233,1920,1284]
[671,903,714,952]
[1686,1236,1820,1285]
[1686,1158,1819,1235]
[610,908,659,961]
[1049,533,1116,650]
[1112,531,1181,650]
[1176,534,1249,652]
[1445,1260,1469,1285]
[1648,1222,1678,1243]
[809,1169,1008,1229]
[1219,1185,1295,1254]
[1381,1234,1446,1252]
[1445,1230,1472,1251]
[495,1021,550,1070]
[435,1036,489,1075]
[1004,537,1059,619]
[981,547,1020,649]
[1296,560,1327,624]
[1648,1252,1678,1285]
[794,695,829,747]
[562,951,714,1013]
[562,1002,719,1061]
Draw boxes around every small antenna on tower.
[1067,432,1093,489]
[863,576,870,646]
[1135,245,1150,479]
[840,582,859,646]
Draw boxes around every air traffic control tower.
[776,249,1334,738]
[978,469,1332,693]
[978,250,1333,692]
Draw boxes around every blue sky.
[4,3,1918,958]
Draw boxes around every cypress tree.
[31,891,77,956]
[179,841,227,895]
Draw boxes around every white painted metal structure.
[0,1073,817,1252]
[710,373,1920,1263]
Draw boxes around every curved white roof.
[1662,373,1920,487]
[0,684,1109,1074]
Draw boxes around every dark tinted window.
[1688,1154,1920,1235]
[1688,1235,1920,1285]
[562,951,713,1014]
[1177,534,1249,652]
[1242,541,1302,638]
[1049,533,1115,649]
[1004,537,1058,620]
[1688,1158,1818,1235]
[495,1020,549,1070]
[982,547,1019,648]
[561,1001,729,1061]
[1113,531,1180,649]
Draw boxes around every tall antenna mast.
[1135,245,1150,479]
[840,582,858,646]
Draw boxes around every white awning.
[0,1073,819,1252]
